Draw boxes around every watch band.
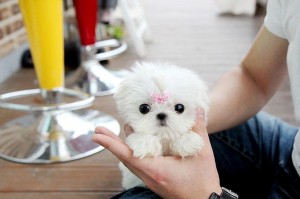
[209,192,220,199]
[209,187,239,199]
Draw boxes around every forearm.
[207,66,269,133]
[207,26,288,134]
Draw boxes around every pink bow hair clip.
[151,92,171,104]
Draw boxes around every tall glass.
[19,0,64,90]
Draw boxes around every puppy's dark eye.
[139,104,151,114]
[175,104,184,113]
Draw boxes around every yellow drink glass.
[19,0,64,90]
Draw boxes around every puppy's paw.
[171,131,204,157]
[125,133,162,158]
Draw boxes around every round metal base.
[0,109,120,164]
[106,68,130,79]
[66,40,127,96]
[67,60,122,96]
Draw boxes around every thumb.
[193,108,213,154]
[192,108,208,136]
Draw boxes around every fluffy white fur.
[114,62,210,189]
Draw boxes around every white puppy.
[114,62,210,189]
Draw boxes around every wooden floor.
[0,1,299,199]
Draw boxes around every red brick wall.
[0,0,27,58]
[0,0,74,59]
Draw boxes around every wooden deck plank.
[0,0,299,198]
[0,192,117,199]
[0,165,122,191]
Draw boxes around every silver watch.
[209,187,239,199]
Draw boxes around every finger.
[94,126,123,143]
[192,108,216,156]
[192,108,212,149]
[92,133,133,162]
[192,108,208,135]
[124,124,134,137]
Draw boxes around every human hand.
[93,110,221,199]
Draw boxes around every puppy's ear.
[113,67,135,102]
[113,80,130,104]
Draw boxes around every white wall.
[0,43,28,84]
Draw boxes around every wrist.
[203,186,222,199]
[214,187,222,196]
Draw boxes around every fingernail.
[94,127,102,134]
[196,108,205,119]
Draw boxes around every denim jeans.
[111,112,300,199]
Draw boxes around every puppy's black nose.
[157,113,167,121]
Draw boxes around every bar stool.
[0,0,120,164]
[67,0,127,96]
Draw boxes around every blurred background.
[0,0,298,199]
